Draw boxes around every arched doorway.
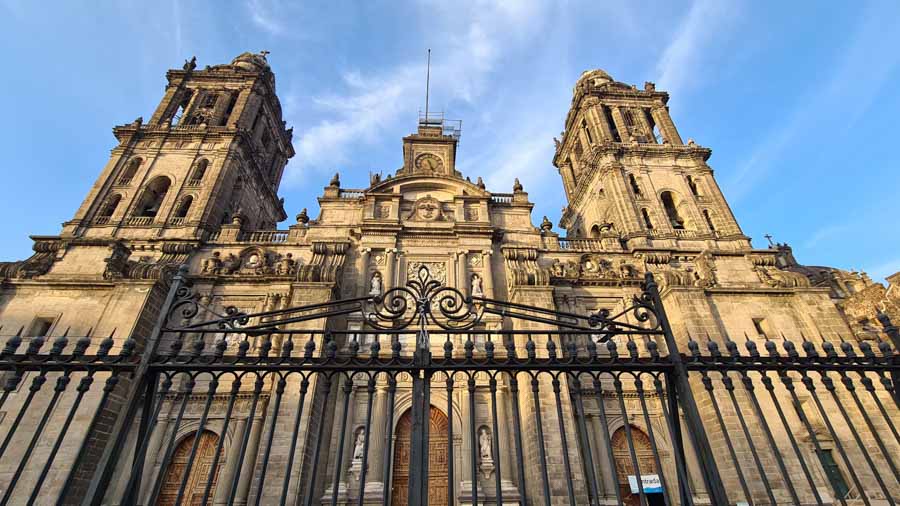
[612,425,662,506]
[157,430,222,506]
[391,406,449,506]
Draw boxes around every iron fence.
[0,266,896,505]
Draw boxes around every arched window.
[590,224,601,239]
[168,91,192,126]
[641,208,653,230]
[135,176,171,218]
[629,174,642,197]
[118,158,141,185]
[188,159,208,184]
[174,196,193,219]
[703,209,716,232]
[660,191,685,230]
[95,194,121,224]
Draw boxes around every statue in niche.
[353,430,365,460]
[471,274,484,297]
[479,427,492,461]
[369,271,383,296]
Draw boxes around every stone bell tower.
[554,70,747,250]
[62,52,293,242]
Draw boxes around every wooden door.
[157,430,222,506]
[391,407,450,506]
[612,426,657,506]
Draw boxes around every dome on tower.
[230,52,271,72]
[575,69,614,91]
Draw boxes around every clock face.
[414,153,443,173]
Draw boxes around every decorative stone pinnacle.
[540,216,553,232]
[296,208,309,224]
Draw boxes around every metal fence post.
[645,273,729,504]
[80,265,191,505]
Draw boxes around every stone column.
[394,251,405,287]
[610,106,633,144]
[358,248,371,297]
[651,107,683,145]
[365,380,391,495]
[458,384,476,496]
[215,417,247,504]
[587,105,615,142]
[636,108,656,143]
[589,414,615,497]
[495,384,515,488]
[235,410,267,505]
[456,250,468,293]
[481,250,494,298]
[384,248,397,290]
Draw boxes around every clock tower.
[395,113,462,178]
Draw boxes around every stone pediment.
[367,173,490,199]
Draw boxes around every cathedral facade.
[0,53,897,505]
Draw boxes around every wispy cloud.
[802,224,849,250]
[246,0,286,36]
[726,2,900,201]
[284,0,547,181]
[655,0,739,98]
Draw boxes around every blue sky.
[1,0,899,281]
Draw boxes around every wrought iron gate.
[0,265,897,505]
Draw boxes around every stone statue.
[553,137,561,150]
[222,253,241,274]
[513,178,523,193]
[693,250,717,288]
[183,56,197,71]
[353,431,365,460]
[471,274,484,297]
[329,172,340,187]
[202,252,222,274]
[476,177,486,190]
[479,427,492,461]
[275,253,296,275]
[369,272,383,296]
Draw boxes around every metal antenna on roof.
[424,49,431,122]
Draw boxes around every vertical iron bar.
[118,374,169,504]
[592,374,623,505]
[305,374,334,506]
[551,375,576,505]
[613,375,648,506]
[200,376,241,506]
[280,373,311,506]
[659,373,694,506]
[841,373,900,484]
[356,375,376,506]
[531,375,552,506]
[634,375,672,506]
[723,373,776,504]
[381,375,397,506]
[860,373,900,448]
[254,373,287,506]
[759,371,822,503]
[174,376,219,505]
[570,375,600,506]
[508,373,528,505]
[469,375,479,506]
[27,373,94,505]
[1,372,70,504]
[227,374,266,505]
[821,373,894,501]
[0,371,48,460]
[422,373,431,506]
[125,370,159,505]
[783,373,848,506]
[646,274,729,504]
[330,376,354,506]
[447,375,455,506]
[802,374,871,506]
[489,374,504,506]
[697,371,751,505]
[148,375,196,506]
